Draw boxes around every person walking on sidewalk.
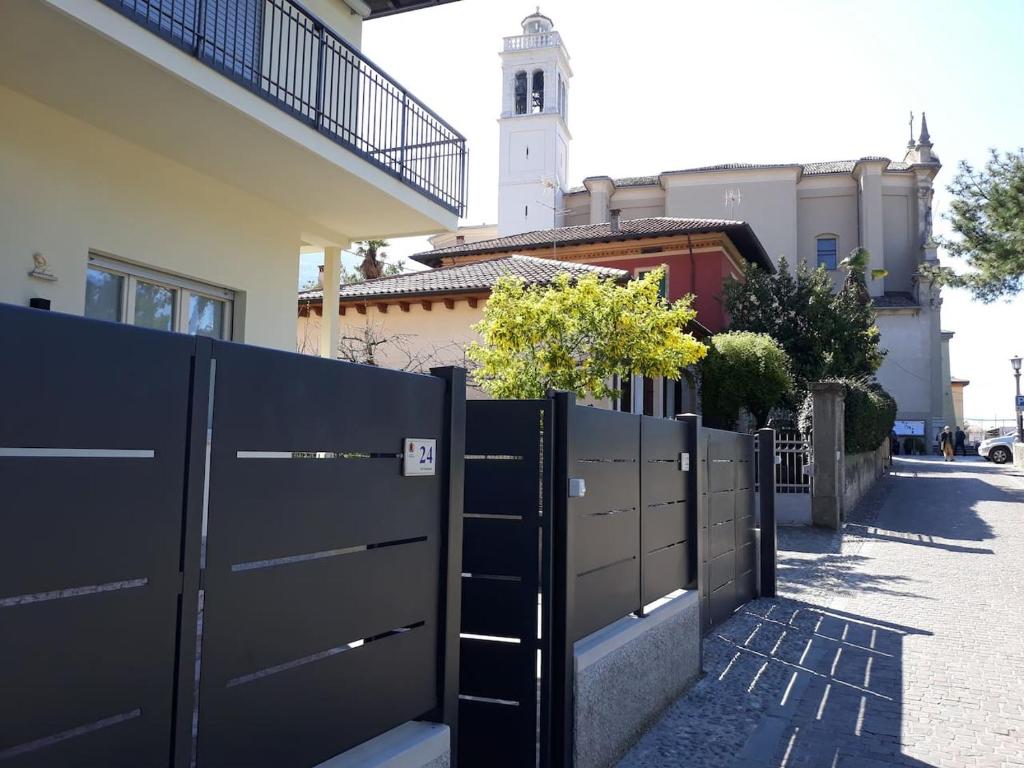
[940,425,956,461]
[955,426,967,456]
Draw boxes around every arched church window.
[531,70,544,113]
[514,71,528,115]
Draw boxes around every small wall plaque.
[403,438,436,476]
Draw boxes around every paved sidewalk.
[618,456,1024,768]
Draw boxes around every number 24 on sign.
[403,438,437,476]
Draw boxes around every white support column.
[319,246,342,359]
[855,160,887,297]
[631,374,644,415]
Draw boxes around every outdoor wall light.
[1012,356,1022,373]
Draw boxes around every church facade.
[458,10,956,440]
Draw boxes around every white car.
[978,434,1018,465]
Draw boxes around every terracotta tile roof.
[412,216,774,270]
[298,255,628,303]
[872,292,919,309]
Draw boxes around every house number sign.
[403,438,437,476]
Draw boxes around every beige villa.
[1,0,465,351]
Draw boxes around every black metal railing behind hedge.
[105,0,467,215]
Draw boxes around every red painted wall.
[576,249,739,332]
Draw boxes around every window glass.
[514,71,527,115]
[84,267,123,322]
[189,294,225,338]
[134,280,176,331]
[816,237,838,270]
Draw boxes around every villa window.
[531,70,544,113]
[514,71,527,115]
[84,253,234,339]
[636,266,668,298]
[816,236,838,270]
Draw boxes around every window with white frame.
[816,236,839,271]
[84,253,234,339]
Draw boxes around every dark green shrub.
[700,331,794,430]
[798,378,897,453]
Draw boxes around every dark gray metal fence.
[701,427,757,631]
[0,304,463,768]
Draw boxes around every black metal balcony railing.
[104,0,467,215]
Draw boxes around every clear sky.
[305,0,1024,422]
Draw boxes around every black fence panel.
[194,342,452,768]
[0,305,196,767]
[564,404,641,642]
[702,427,756,631]
[459,400,552,768]
[639,416,691,606]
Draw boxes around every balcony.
[106,0,466,215]
[503,30,563,52]
[0,0,465,240]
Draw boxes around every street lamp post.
[1012,355,1023,443]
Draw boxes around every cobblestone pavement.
[618,456,1024,768]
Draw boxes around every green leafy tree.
[922,149,1024,301]
[700,331,794,429]
[723,256,884,403]
[348,240,404,282]
[467,268,707,400]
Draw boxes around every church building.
[424,9,957,440]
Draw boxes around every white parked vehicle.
[978,434,1018,464]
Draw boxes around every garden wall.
[843,440,890,514]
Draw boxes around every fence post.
[172,336,213,768]
[429,366,466,765]
[810,382,845,529]
[677,413,706,635]
[549,390,576,768]
[757,428,777,598]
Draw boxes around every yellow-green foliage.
[467,268,707,400]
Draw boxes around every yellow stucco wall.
[1,84,311,351]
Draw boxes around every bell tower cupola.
[497,8,573,236]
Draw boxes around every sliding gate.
[0,304,463,768]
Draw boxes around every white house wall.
[1,84,312,351]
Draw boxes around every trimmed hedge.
[798,378,897,454]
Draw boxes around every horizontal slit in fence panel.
[460,636,533,703]
[647,539,687,556]
[736,491,756,521]
[460,634,522,643]
[736,541,755,577]
[197,618,436,768]
[458,695,519,706]
[710,519,736,558]
[463,513,524,520]
[647,498,686,509]
[1,582,179,762]
[231,536,427,572]
[205,459,439,566]
[464,454,524,461]
[463,516,535,576]
[235,450,402,459]
[459,697,536,768]
[642,545,690,605]
[462,574,522,582]
[461,577,534,639]
[200,541,437,684]
[586,508,634,517]
[0,708,142,762]
[578,457,636,463]
[572,507,640,576]
[2,461,186,599]
[0,448,154,458]
[573,556,641,641]
[226,621,425,688]
[577,555,636,579]
[1,578,148,608]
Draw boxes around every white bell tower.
[497,9,572,236]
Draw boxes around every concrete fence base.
[573,590,701,768]
[313,722,449,768]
